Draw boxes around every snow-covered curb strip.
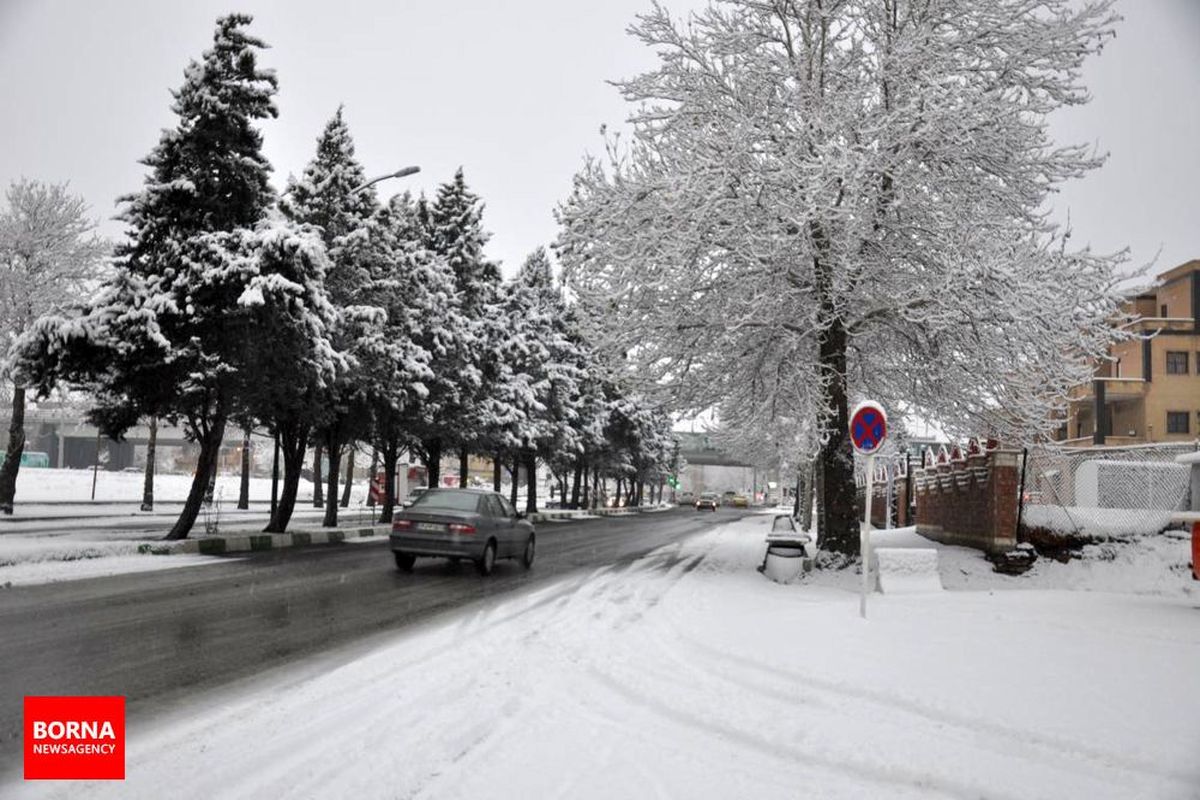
[0,554,223,587]
[0,538,148,567]
[526,505,671,523]
[0,525,390,568]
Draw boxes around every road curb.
[138,525,390,556]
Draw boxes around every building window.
[1167,412,1190,434]
[1166,351,1189,374]
[1160,304,1168,317]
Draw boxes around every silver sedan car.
[389,488,536,576]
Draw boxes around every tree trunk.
[458,445,469,487]
[237,426,251,510]
[366,447,378,507]
[379,443,400,524]
[323,434,341,528]
[270,432,280,518]
[340,446,354,507]
[615,478,623,508]
[812,226,858,554]
[312,443,324,507]
[203,450,218,505]
[580,463,589,509]
[140,416,157,512]
[509,455,519,508]
[570,462,582,509]
[593,470,600,510]
[165,415,226,540]
[492,455,502,492]
[423,438,441,488]
[264,425,307,533]
[801,460,815,532]
[0,386,26,514]
[524,452,538,514]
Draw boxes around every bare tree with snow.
[559,0,1128,554]
[0,179,108,513]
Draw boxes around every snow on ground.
[7,467,350,505]
[1021,504,1174,538]
[11,516,1199,799]
[868,525,1195,596]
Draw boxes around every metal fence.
[1019,441,1197,539]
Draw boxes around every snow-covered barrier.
[874,547,942,594]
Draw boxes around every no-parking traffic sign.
[849,401,888,455]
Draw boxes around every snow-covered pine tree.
[233,216,344,533]
[559,0,1128,554]
[282,108,384,527]
[365,192,462,521]
[13,14,278,539]
[507,248,587,513]
[424,169,500,484]
[0,180,109,514]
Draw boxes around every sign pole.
[861,453,874,619]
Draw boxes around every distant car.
[695,492,719,511]
[390,488,535,576]
[721,491,737,506]
[730,494,749,508]
[676,491,696,505]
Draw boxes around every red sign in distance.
[24,696,125,780]
[849,401,888,455]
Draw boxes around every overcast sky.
[0,0,1196,278]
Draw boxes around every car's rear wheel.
[477,541,497,576]
[394,552,416,572]
[521,535,536,569]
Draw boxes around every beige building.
[1058,259,1200,445]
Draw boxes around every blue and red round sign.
[849,401,888,455]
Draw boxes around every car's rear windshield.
[409,491,481,513]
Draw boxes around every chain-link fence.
[1020,441,1197,539]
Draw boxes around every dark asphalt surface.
[0,506,751,774]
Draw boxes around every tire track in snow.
[583,664,1024,800]
[677,633,1196,790]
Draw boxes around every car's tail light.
[392,519,413,531]
[448,523,476,535]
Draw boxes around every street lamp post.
[351,166,420,195]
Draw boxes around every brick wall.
[912,447,1020,554]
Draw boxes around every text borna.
[32,720,117,740]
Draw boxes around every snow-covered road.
[10,516,1199,799]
